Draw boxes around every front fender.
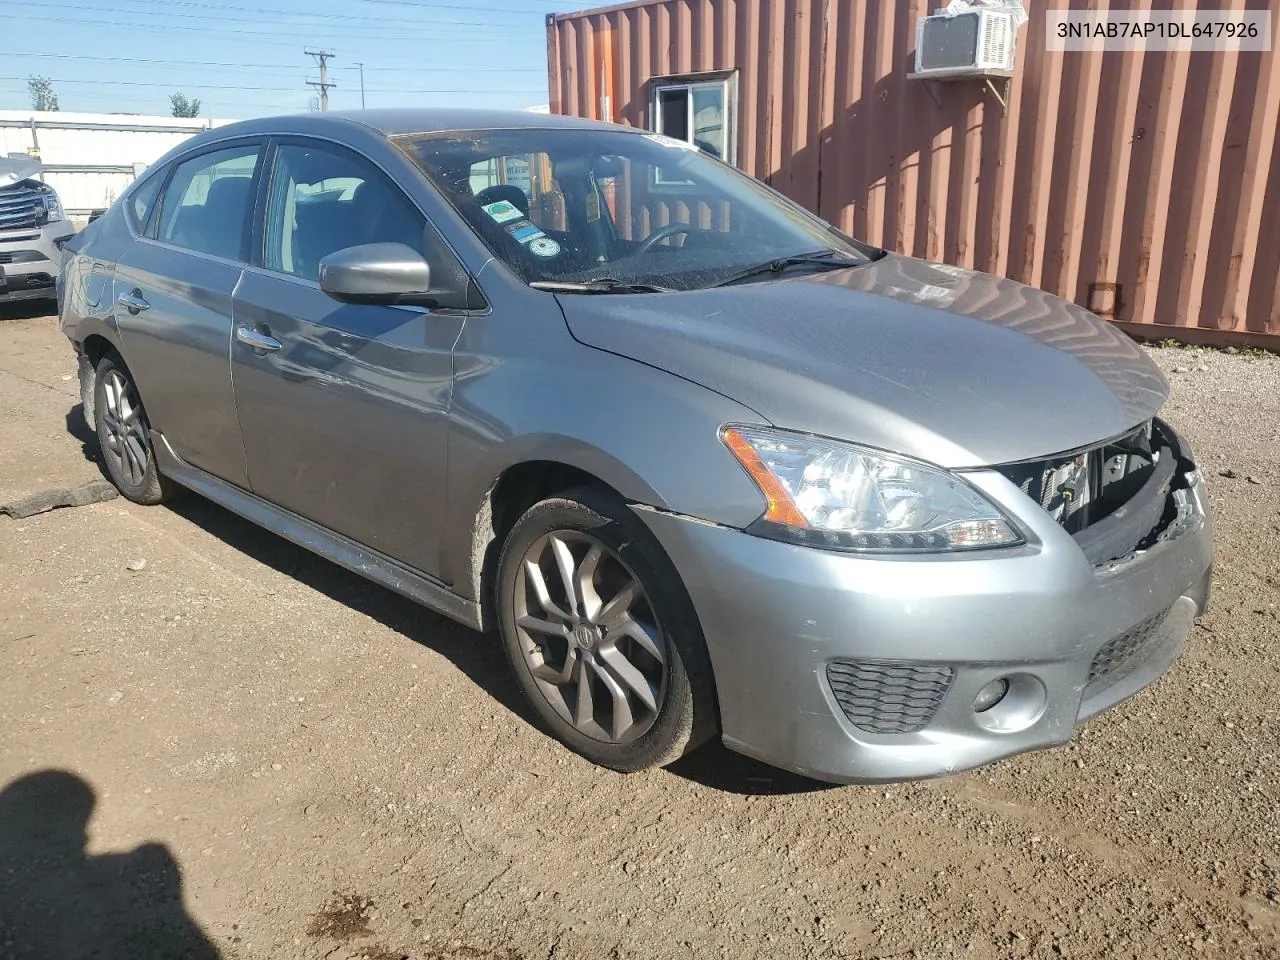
[439,338,770,601]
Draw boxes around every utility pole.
[355,61,366,109]
[305,49,336,111]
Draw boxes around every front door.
[230,139,463,579]
[112,141,263,488]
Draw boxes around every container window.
[649,73,737,170]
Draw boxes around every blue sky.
[2,0,603,119]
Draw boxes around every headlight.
[39,186,65,224]
[721,425,1023,553]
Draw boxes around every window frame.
[648,70,738,168]
[255,135,432,282]
[147,137,267,264]
[248,134,484,313]
[122,168,165,238]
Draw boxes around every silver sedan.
[58,109,1212,783]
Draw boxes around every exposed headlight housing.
[721,425,1024,553]
[37,184,65,224]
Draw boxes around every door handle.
[117,290,150,313]
[236,325,282,352]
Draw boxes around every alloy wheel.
[513,530,667,744]
[101,369,150,487]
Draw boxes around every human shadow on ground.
[0,769,218,959]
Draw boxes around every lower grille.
[827,660,953,734]
[2,272,53,289]
[0,250,44,265]
[1085,607,1172,699]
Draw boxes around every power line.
[1,12,504,42]
[0,87,297,110]
[35,0,502,34]
[0,76,545,94]
[0,76,308,92]
[358,0,561,10]
[73,0,558,13]
[50,0,521,26]
[0,52,545,73]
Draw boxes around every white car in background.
[0,155,74,307]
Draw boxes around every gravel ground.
[0,311,1277,960]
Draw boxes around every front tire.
[496,487,717,772]
[93,352,174,505]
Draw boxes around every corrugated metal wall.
[548,0,1280,346]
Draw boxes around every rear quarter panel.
[58,207,137,351]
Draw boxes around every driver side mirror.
[319,243,462,309]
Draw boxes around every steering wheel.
[636,223,697,255]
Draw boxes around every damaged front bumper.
[0,221,75,304]
[634,424,1213,784]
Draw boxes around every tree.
[28,76,59,111]
[170,92,202,118]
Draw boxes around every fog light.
[973,678,1010,713]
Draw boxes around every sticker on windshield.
[644,133,698,151]
[505,221,543,243]
[529,236,561,258]
[501,218,559,257]
[483,200,525,224]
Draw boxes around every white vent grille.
[980,14,1016,65]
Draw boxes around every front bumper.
[0,221,74,304]
[635,441,1213,784]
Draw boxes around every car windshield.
[397,127,877,291]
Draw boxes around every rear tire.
[496,486,717,772]
[93,352,174,505]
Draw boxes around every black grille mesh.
[826,660,954,734]
[1085,607,1172,698]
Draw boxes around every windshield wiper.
[530,278,673,294]
[711,249,864,288]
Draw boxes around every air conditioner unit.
[914,9,1019,77]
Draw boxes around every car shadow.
[163,492,836,797]
[664,742,838,796]
[0,769,218,959]
[66,402,110,480]
[166,492,537,722]
[0,299,57,321]
[65,399,834,797]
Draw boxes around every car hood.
[0,155,42,187]
[557,254,1168,468]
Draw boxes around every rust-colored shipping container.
[547,0,1280,347]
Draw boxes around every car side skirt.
[153,433,483,631]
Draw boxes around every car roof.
[203,109,626,141]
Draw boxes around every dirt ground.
[0,307,1276,960]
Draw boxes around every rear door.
[229,137,464,578]
[112,140,264,488]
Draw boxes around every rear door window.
[125,172,163,235]
[156,144,261,261]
